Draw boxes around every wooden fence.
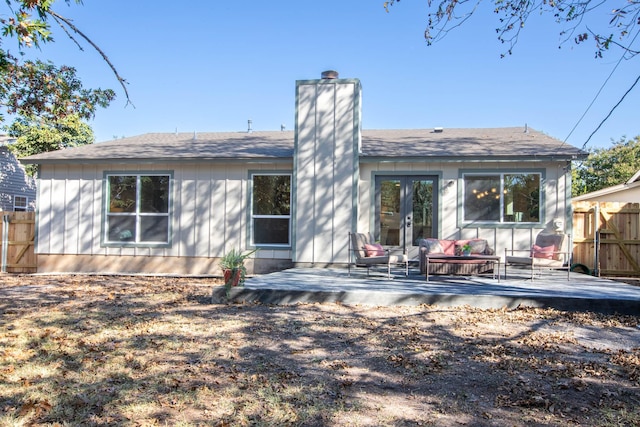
[572,202,640,277]
[0,211,36,274]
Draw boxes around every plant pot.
[223,268,241,288]
[462,251,471,257]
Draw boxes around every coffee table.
[424,254,501,282]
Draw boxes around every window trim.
[101,171,173,248]
[249,171,292,248]
[459,169,545,227]
[13,195,28,212]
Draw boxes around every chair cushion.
[352,232,374,259]
[364,243,385,257]
[535,233,565,260]
[531,244,555,259]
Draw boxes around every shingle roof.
[20,127,586,164]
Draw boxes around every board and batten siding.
[294,77,361,265]
[35,162,292,274]
[358,160,572,259]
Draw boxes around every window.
[14,196,28,212]
[463,173,540,223]
[105,174,171,245]
[251,174,291,246]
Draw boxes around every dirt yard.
[0,274,638,426]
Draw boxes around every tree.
[0,59,115,123]
[572,135,640,196]
[5,113,94,175]
[1,0,128,124]
[384,0,640,59]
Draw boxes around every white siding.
[294,78,360,264]
[358,160,572,259]
[36,161,291,261]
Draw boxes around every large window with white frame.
[104,173,171,245]
[251,173,291,246]
[463,172,541,223]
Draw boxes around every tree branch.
[47,9,134,108]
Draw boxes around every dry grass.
[0,274,639,426]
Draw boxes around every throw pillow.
[421,238,443,254]
[439,240,457,255]
[531,244,555,259]
[468,239,488,254]
[364,243,385,257]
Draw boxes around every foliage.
[0,0,128,125]
[253,175,291,215]
[573,135,640,196]
[384,0,640,59]
[219,248,258,296]
[0,59,115,123]
[0,1,76,50]
[5,113,94,175]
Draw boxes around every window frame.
[13,195,28,212]
[102,171,173,248]
[461,170,544,226]
[249,172,292,248]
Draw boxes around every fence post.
[1,214,9,273]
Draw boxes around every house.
[0,136,36,212]
[21,71,588,275]
[572,170,640,203]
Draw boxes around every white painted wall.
[35,162,293,262]
[293,77,361,264]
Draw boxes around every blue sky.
[18,0,640,149]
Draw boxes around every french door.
[375,175,438,259]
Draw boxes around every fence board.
[0,211,36,273]
[572,202,640,277]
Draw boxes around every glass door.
[376,176,437,259]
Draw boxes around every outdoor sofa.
[418,238,496,275]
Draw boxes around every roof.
[0,135,16,146]
[572,169,640,201]
[20,127,587,164]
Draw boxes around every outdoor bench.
[418,238,496,276]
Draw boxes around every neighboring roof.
[0,135,16,146]
[21,127,587,164]
[572,169,640,201]
[627,169,640,184]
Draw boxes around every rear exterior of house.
[22,72,586,275]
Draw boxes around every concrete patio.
[218,266,640,315]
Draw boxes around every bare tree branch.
[48,10,133,108]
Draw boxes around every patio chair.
[504,231,571,280]
[348,232,408,279]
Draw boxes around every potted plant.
[219,248,258,297]
[462,243,472,256]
